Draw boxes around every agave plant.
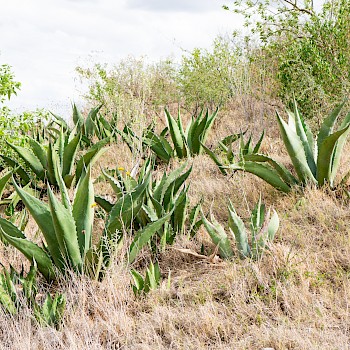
[202,131,264,175]
[47,104,117,145]
[131,261,161,296]
[3,128,109,188]
[0,160,171,281]
[202,197,279,260]
[0,166,96,281]
[119,108,218,163]
[230,100,350,193]
[0,263,65,328]
[96,160,202,251]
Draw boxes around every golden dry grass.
[1,105,350,349]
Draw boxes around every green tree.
[0,64,21,103]
[224,0,350,120]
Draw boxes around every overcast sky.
[1,0,240,116]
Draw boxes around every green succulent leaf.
[129,211,173,263]
[201,212,234,259]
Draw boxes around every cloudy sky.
[1,0,240,116]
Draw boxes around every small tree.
[224,0,350,120]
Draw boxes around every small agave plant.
[0,263,65,328]
[119,108,219,163]
[131,261,161,296]
[231,99,350,193]
[202,131,264,175]
[201,197,279,260]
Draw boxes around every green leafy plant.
[49,104,116,145]
[224,0,350,120]
[96,161,202,251]
[76,57,180,123]
[0,167,95,281]
[0,263,65,328]
[202,197,279,260]
[131,261,161,296]
[93,175,175,278]
[202,131,264,175]
[120,108,218,163]
[178,35,238,112]
[231,100,350,193]
[4,128,109,188]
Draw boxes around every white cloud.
[1,0,241,116]
[126,0,220,12]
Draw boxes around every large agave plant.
[0,161,173,281]
[0,166,96,281]
[202,197,279,260]
[231,100,350,193]
[96,160,202,251]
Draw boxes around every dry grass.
[1,105,350,350]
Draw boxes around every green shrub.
[76,57,180,123]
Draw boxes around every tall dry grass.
[1,104,350,350]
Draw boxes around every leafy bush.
[225,0,350,120]
[178,36,238,112]
[76,57,180,123]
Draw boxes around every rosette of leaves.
[119,108,218,163]
[230,99,350,193]
[3,128,109,188]
[202,130,264,175]
[96,160,202,254]
[202,197,279,260]
[48,104,117,145]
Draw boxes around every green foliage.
[4,128,109,188]
[224,0,350,119]
[76,57,180,122]
[49,104,117,145]
[0,168,95,281]
[91,164,179,278]
[0,109,49,167]
[202,197,279,260]
[120,108,218,163]
[178,36,237,112]
[202,131,264,175]
[0,263,65,328]
[96,160,201,267]
[131,261,161,296]
[232,100,350,192]
[0,64,21,103]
